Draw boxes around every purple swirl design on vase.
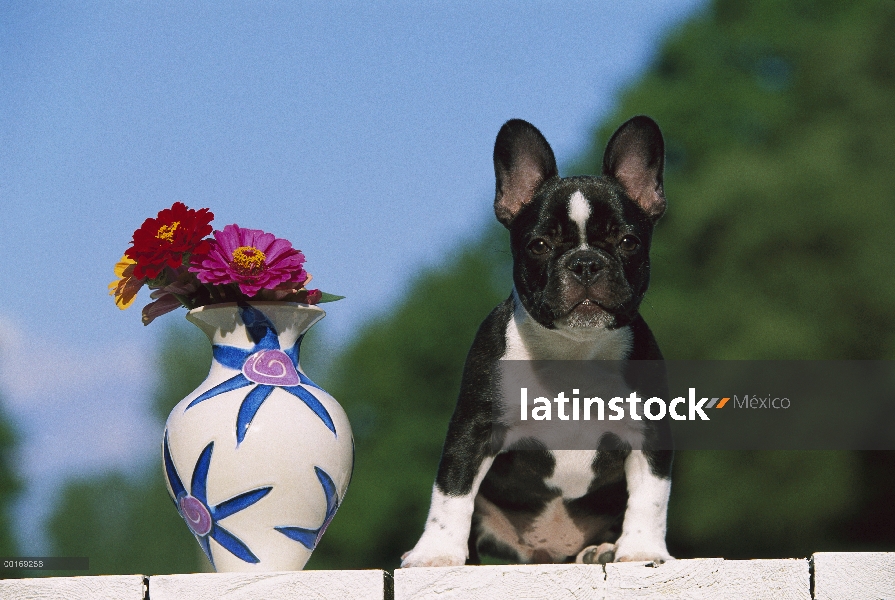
[242,349,300,386]
[179,495,213,536]
[185,306,336,444]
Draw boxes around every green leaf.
[317,291,346,303]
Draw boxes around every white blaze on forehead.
[569,190,591,246]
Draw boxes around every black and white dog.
[401,116,673,567]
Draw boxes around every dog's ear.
[494,119,558,228]
[602,116,666,221]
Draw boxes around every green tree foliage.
[48,325,211,575]
[0,396,21,560]
[565,0,895,558]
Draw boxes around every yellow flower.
[108,255,143,309]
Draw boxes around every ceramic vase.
[162,302,354,572]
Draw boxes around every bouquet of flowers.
[109,202,342,325]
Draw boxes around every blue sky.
[0,1,704,552]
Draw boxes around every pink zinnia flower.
[189,224,308,296]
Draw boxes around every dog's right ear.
[493,119,558,228]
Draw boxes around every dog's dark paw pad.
[598,548,617,564]
[576,543,616,564]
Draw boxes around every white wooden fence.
[0,553,892,599]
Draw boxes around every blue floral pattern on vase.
[185,305,336,444]
[275,466,341,550]
[163,433,272,566]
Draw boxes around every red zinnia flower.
[189,224,308,297]
[125,202,214,280]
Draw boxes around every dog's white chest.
[498,297,645,452]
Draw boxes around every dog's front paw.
[614,536,673,565]
[400,547,466,568]
[576,543,617,564]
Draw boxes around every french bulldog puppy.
[402,116,673,567]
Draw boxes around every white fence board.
[395,559,809,600]
[394,564,607,600]
[149,570,388,600]
[5,554,895,600]
[813,552,895,600]
[606,558,809,599]
[0,574,144,600]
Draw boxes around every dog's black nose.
[567,253,605,284]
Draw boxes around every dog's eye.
[619,235,641,251]
[528,239,551,256]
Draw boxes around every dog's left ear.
[602,116,666,221]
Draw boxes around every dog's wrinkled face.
[509,177,656,330]
[493,117,667,331]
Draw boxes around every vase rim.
[186,301,326,317]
